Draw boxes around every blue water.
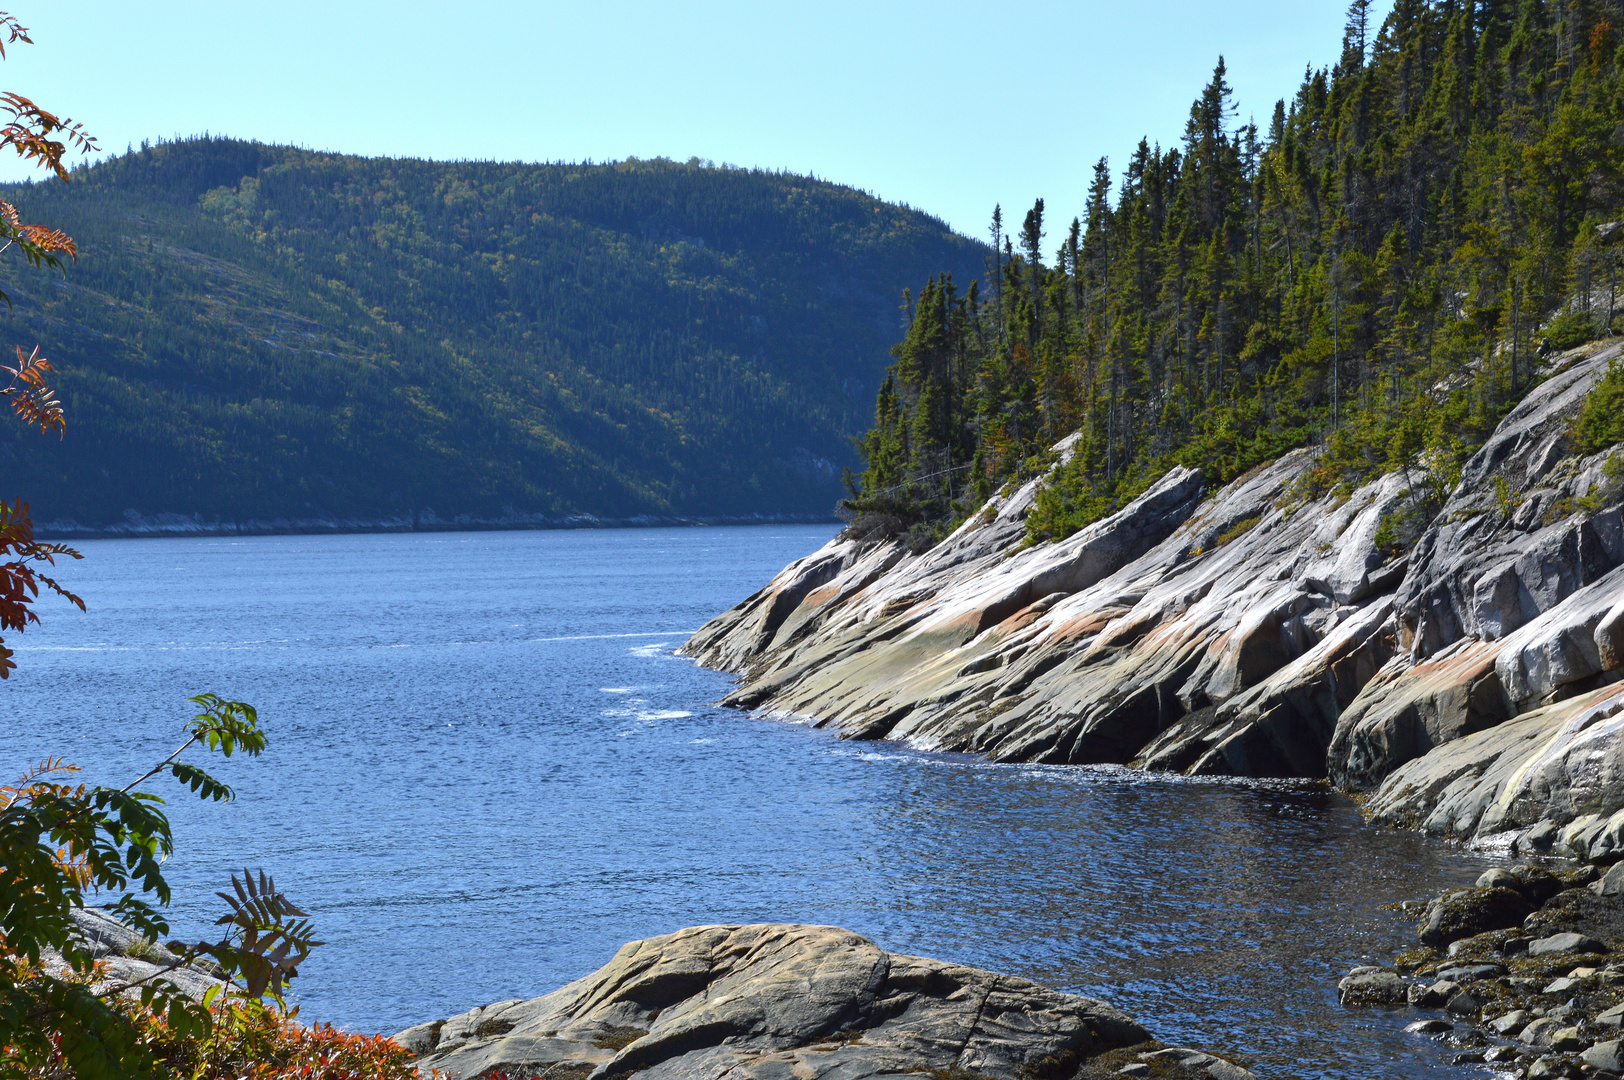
[4,526,1506,1080]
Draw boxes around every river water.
[4,526,1509,1079]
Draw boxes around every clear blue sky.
[0,1,1387,237]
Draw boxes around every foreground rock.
[683,340,1624,847]
[41,907,226,1000]
[394,924,1256,1080]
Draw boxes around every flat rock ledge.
[393,924,1255,1080]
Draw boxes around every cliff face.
[683,342,1624,855]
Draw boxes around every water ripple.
[3,526,1504,1080]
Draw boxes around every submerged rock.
[395,924,1163,1080]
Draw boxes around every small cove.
[4,525,1508,1080]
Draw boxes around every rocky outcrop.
[1364,685,1624,860]
[394,924,1258,1080]
[685,452,1421,776]
[685,340,1624,849]
[1396,351,1624,655]
[45,907,226,1001]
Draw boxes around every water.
[3,526,1508,1080]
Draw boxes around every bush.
[135,1001,420,1080]
[1214,515,1261,547]
[1544,308,1604,351]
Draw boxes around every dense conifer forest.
[0,139,983,529]
[844,0,1624,550]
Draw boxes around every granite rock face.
[1396,350,1624,655]
[685,453,1417,777]
[42,907,226,1001]
[1364,684,1624,859]
[394,924,1159,1080]
[685,341,1624,850]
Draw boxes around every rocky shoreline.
[680,339,1624,860]
[1345,864,1624,1078]
[392,924,1263,1080]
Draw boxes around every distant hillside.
[0,138,986,532]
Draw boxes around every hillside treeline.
[0,140,984,527]
[845,0,1624,548]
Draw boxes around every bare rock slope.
[395,924,1255,1080]
[684,343,1624,851]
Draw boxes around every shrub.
[1544,308,1604,351]
[136,1001,420,1080]
[1215,515,1262,547]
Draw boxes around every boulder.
[1526,1055,1568,1080]
[1513,866,1568,905]
[1522,1017,1563,1046]
[1529,932,1608,957]
[1405,1018,1453,1034]
[395,924,1151,1080]
[1490,1010,1529,1034]
[1598,862,1624,896]
[1408,979,1457,1007]
[1338,968,1407,1005]
[1418,887,1534,946]
[1138,1047,1258,1080]
[1588,1039,1624,1073]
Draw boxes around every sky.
[0,1,1390,238]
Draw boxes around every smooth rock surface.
[685,450,1411,778]
[1529,932,1608,957]
[1364,687,1624,858]
[42,907,224,1001]
[396,924,1153,1080]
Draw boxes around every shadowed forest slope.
[0,139,985,531]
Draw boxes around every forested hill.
[0,139,986,532]
[845,0,1624,550]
